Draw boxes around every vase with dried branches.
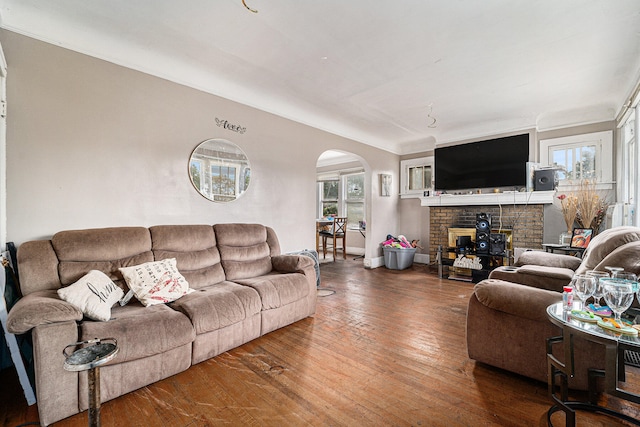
[557,193,578,233]
[557,179,610,236]
[575,180,609,232]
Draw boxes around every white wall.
[1,30,400,262]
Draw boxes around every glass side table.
[546,302,640,426]
[63,338,118,427]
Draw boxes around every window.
[550,144,596,181]
[190,160,202,191]
[210,163,241,202]
[618,107,638,226]
[320,180,338,216]
[317,170,365,228]
[622,110,637,205]
[540,131,613,189]
[400,157,433,198]
[344,172,364,228]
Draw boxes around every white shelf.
[420,191,555,207]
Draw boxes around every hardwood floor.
[2,259,639,426]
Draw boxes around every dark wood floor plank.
[1,259,637,426]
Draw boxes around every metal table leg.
[63,338,118,427]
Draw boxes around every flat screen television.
[434,134,530,191]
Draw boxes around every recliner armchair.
[489,225,640,290]
[466,226,640,389]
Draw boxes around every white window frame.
[539,131,613,191]
[617,107,639,227]
[316,168,365,225]
[317,178,339,218]
[342,171,365,229]
[621,110,636,205]
[400,156,434,199]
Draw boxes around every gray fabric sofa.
[467,226,640,389]
[7,223,317,426]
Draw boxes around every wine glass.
[613,272,639,300]
[572,274,596,311]
[605,266,624,277]
[612,271,637,281]
[602,278,635,325]
[586,270,610,309]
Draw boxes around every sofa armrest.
[271,254,314,273]
[515,250,582,270]
[473,279,562,322]
[7,289,83,334]
[32,321,81,426]
[489,265,573,292]
[467,279,603,391]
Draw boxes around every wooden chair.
[320,217,347,260]
[316,219,332,254]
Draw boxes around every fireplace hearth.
[429,204,544,264]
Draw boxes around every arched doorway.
[316,150,371,263]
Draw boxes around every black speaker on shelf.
[534,169,555,191]
[476,213,491,255]
[489,233,506,256]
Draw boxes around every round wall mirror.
[189,138,251,202]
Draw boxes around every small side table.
[542,244,585,258]
[63,338,118,427]
[546,303,640,426]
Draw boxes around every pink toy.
[381,234,420,248]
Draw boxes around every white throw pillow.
[57,270,124,321]
[119,258,192,307]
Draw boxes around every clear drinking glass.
[612,271,637,281]
[605,266,624,277]
[572,274,596,311]
[613,272,639,299]
[602,278,635,324]
[586,270,610,308]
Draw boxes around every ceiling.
[1,0,639,154]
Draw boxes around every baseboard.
[347,246,365,256]
[364,256,384,269]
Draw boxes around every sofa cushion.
[516,265,575,280]
[234,273,311,310]
[577,240,640,276]
[52,227,153,289]
[6,290,83,334]
[80,302,195,364]
[169,281,261,334]
[489,266,573,292]
[576,226,640,274]
[215,224,275,280]
[150,225,226,289]
[57,270,124,321]
[16,240,62,295]
[515,250,582,270]
[119,258,193,307]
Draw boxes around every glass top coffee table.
[546,302,640,426]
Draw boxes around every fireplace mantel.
[420,190,555,207]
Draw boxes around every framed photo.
[570,228,593,249]
[380,174,392,197]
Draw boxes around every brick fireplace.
[429,204,545,262]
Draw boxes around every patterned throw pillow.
[119,258,192,307]
[57,270,124,321]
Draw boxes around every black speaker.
[476,213,491,255]
[489,233,506,256]
[534,169,555,191]
[476,213,491,232]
